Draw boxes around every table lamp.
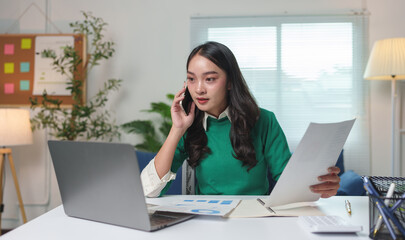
[0,109,32,232]
[363,38,405,176]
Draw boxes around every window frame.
[190,14,370,174]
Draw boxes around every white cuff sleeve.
[140,157,176,198]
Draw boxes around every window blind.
[190,15,370,174]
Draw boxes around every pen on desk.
[256,198,275,214]
[373,182,396,237]
[345,200,352,215]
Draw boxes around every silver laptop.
[48,140,194,232]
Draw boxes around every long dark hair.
[185,41,260,171]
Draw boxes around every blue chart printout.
[153,198,240,216]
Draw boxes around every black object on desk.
[363,176,405,239]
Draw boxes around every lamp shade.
[0,109,33,147]
[363,38,405,80]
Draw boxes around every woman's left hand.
[310,166,341,198]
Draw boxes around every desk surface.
[1,196,370,240]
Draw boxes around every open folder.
[227,119,356,218]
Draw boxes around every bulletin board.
[0,34,86,106]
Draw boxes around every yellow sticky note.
[4,62,14,74]
[21,38,32,49]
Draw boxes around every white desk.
[0,196,370,240]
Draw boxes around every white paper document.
[227,119,355,218]
[33,36,74,96]
[264,119,356,208]
[226,198,324,218]
[151,197,240,216]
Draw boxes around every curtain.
[190,15,370,174]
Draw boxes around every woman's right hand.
[154,87,196,180]
[171,87,196,131]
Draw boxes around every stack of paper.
[228,119,355,218]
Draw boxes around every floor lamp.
[0,109,33,233]
[363,38,405,176]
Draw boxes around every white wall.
[366,0,405,178]
[0,0,404,229]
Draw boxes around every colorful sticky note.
[4,44,14,55]
[4,62,14,74]
[20,80,30,91]
[21,38,32,49]
[4,83,14,94]
[20,62,30,72]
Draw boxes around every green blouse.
[162,108,291,195]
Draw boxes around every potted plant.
[30,12,121,141]
[121,94,173,152]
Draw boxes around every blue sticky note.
[20,62,30,73]
[196,200,207,202]
[20,80,30,91]
[184,200,194,202]
[208,200,220,204]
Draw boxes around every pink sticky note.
[4,44,14,55]
[4,83,15,94]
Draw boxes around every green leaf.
[121,93,174,152]
[158,123,170,139]
[166,94,174,100]
[29,11,121,142]
[121,120,156,136]
[135,135,161,152]
[144,102,171,119]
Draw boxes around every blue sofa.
[136,151,182,194]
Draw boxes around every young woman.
[141,41,340,198]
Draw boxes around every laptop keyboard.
[150,213,178,226]
[149,211,194,228]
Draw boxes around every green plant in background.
[121,94,174,152]
[30,12,122,141]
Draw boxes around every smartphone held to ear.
[181,88,193,115]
